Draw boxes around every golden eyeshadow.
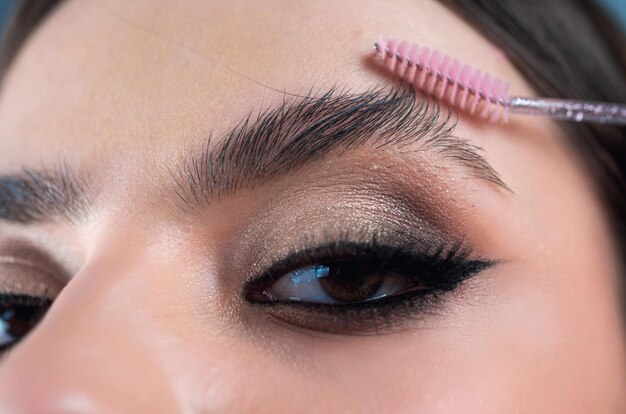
[0,239,66,297]
[230,175,464,285]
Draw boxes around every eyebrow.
[0,163,89,224]
[172,85,507,211]
[0,86,506,224]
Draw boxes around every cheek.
[474,264,625,412]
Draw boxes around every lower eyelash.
[253,288,449,335]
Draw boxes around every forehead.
[0,0,526,170]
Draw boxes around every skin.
[0,0,624,412]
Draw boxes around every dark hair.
[1,1,626,285]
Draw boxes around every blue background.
[604,0,626,28]
[0,0,15,35]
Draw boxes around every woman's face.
[0,0,623,412]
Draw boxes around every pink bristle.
[387,39,399,73]
[426,51,441,94]
[437,55,451,99]
[375,36,511,124]
[396,41,409,77]
[497,80,510,103]
[468,69,482,114]
[490,106,500,123]
[447,59,462,104]
[458,64,472,110]
[405,44,419,84]
[489,78,502,122]
[480,74,493,118]
[417,47,431,89]
[376,35,388,62]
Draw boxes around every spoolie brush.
[374,35,626,126]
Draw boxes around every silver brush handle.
[508,96,626,125]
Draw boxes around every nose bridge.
[0,255,180,413]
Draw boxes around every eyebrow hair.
[0,85,507,225]
[0,163,89,224]
[172,85,507,211]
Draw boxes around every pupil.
[318,262,383,302]
[0,298,50,350]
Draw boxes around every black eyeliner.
[244,237,493,305]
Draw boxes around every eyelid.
[0,258,61,298]
[0,256,58,278]
[0,241,68,297]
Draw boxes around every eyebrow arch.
[172,85,508,210]
[0,86,507,225]
[0,163,90,224]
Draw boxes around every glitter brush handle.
[375,36,626,126]
[508,97,626,125]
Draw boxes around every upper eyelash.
[0,293,52,308]
[243,239,493,335]
[243,238,493,305]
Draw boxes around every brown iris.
[317,262,384,302]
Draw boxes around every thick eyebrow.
[0,163,89,224]
[0,86,507,225]
[172,86,507,210]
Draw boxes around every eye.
[255,261,421,304]
[0,294,51,353]
[0,245,64,354]
[244,240,494,334]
